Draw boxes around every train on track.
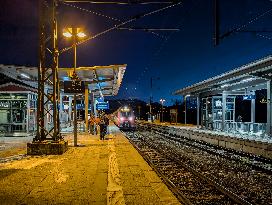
[113,106,136,130]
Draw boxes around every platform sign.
[170,109,177,114]
[97,97,104,103]
[96,102,109,110]
[76,104,92,110]
[243,95,256,100]
[64,80,85,93]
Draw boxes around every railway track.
[123,125,272,205]
[0,154,28,163]
[138,123,272,174]
[124,131,253,205]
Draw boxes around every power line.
[62,0,174,5]
[132,0,201,100]
[59,1,182,54]
[61,2,123,22]
[220,6,272,40]
[117,27,180,31]
[256,33,272,40]
[62,2,168,38]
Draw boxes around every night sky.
[1,0,272,105]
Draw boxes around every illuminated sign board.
[97,97,104,103]
[64,81,85,93]
[170,109,177,114]
[76,104,92,110]
[243,95,256,100]
[96,102,109,110]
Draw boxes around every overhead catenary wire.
[256,33,272,41]
[62,0,174,5]
[59,1,182,54]
[61,2,167,39]
[133,0,200,101]
[117,27,180,31]
[61,1,123,22]
[220,6,272,39]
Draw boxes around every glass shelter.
[0,92,37,136]
[174,55,272,139]
[202,96,235,130]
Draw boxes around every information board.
[64,81,85,93]
[243,95,256,100]
[96,102,109,110]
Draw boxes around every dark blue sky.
[1,0,272,105]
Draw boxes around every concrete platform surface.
[0,125,181,205]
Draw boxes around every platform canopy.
[173,55,272,97]
[0,64,126,97]
[58,65,126,97]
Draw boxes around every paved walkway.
[0,125,181,205]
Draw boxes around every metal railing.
[212,121,269,140]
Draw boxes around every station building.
[174,55,272,141]
[0,65,38,136]
[0,64,126,136]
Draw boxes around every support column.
[184,95,187,125]
[251,91,256,123]
[85,87,89,133]
[197,95,200,128]
[60,93,63,112]
[200,98,204,128]
[59,94,63,123]
[94,98,97,118]
[266,81,272,136]
[26,93,30,133]
[68,96,72,122]
[222,92,227,131]
[73,94,77,146]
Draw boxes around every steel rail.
[121,130,193,205]
[139,122,272,174]
[125,130,254,205]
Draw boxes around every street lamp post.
[63,27,86,146]
[160,99,165,122]
[184,94,190,125]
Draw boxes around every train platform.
[139,121,272,159]
[0,125,181,205]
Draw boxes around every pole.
[266,80,272,136]
[138,105,141,119]
[150,77,152,122]
[85,87,89,133]
[197,96,200,128]
[214,0,220,46]
[184,96,187,125]
[161,103,163,122]
[73,27,77,146]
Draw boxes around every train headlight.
[128,117,134,121]
[120,117,125,121]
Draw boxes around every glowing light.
[77,32,86,38]
[242,77,254,83]
[129,117,134,121]
[63,31,72,38]
[120,117,124,121]
[221,84,230,88]
[20,73,30,79]
[160,99,165,104]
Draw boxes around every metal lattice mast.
[35,0,61,141]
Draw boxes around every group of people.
[88,113,109,140]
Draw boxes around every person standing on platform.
[104,115,109,135]
[89,115,95,135]
[99,117,106,140]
